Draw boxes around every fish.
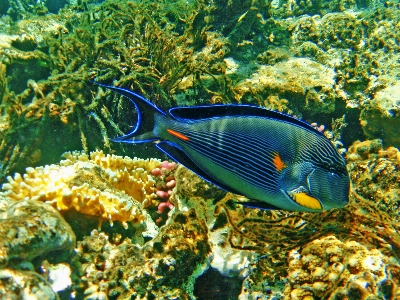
[94,82,350,212]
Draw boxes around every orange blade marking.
[167,129,190,141]
[272,152,287,171]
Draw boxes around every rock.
[0,268,58,300]
[0,200,75,267]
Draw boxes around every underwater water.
[0,0,399,299]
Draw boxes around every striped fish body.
[94,82,349,212]
[155,114,348,212]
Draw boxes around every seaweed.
[0,0,231,181]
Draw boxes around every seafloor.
[0,0,399,299]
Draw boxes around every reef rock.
[234,58,337,116]
[360,81,400,147]
[347,140,400,219]
[0,268,58,300]
[78,209,211,299]
[0,200,75,268]
[285,236,400,299]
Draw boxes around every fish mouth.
[285,186,323,211]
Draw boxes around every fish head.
[305,165,350,210]
[282,162,349,211]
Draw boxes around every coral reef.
[0,150,160,229]
[0,0,71,20]
[1,0,399,181]
[347,140,400,220]
[0,147,399,298]
[285,236,399,299]
[285,4,400,145]
[78,209,211,299]
[233,57,338,116]
[0,0,400,298]
[0,0,228,180]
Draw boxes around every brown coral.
[285,236,399,299]
[78,209,211,299]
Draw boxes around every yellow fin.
[293,192,322,210]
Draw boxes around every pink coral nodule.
[151,168,163,176]
[161,160,176,170]
[156,190,169,199]
[157,200,174,214]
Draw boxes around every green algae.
[0,0,229,180]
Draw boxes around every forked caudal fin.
[91,81,167,143]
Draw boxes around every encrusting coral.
[78,209,211,299]
[0,150,160,228]
[347,139,400,221]
[285,236,399,299]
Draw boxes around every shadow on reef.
[194,267,243,300]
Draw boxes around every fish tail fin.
[92,81,167,144]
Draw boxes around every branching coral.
[0,150,160,228]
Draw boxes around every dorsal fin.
[169,104,321,134]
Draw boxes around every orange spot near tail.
[272,152,287,171]
[167,129,190,141]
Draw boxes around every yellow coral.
[0,150,161,228]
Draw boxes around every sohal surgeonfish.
[94,82,349,212]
